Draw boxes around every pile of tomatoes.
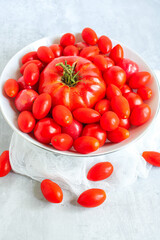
[4,28,152,154]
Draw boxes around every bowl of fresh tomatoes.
[0,28,159,156]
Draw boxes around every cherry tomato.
[106,84,122,100]
[94,99,111,115]
[107,127,130,143]
[80,46,99,61]
[52,105,73,127]
[137,86,152,100]
[75,42,88,52]
[111,95,130,118]
[60,33,75,47]
[125,92,143,110]
[100,111,119,131]
[17,76,38,91]
[82,124,107,147]
[24,63,40,86]
[119,118,130,129]
[109,44,124,63]
[0,151,11,177]
[34,118,61,144]
[73,108,101,124]
[15,89,38,112]
[103,56,115,68]
[63,45,79,56]
[98,35,112,54]
[92,55,108,71]
[20,60,43,74]
[73,136,100,154]
[62,119,83,140]
[41,179,63,203]
[87,162,113,181]
[21,51,38,64]
[18,111,36,133]
[120,84,132,95]
[82,27,98,45]
[117,58,139,79]
[103,66,126,88]
[51,133,73,151]
[37,46,55,63]
[142,151,160,167]
[129,72,151,89]
[4,79,19,97]
[32,93,52,119]
[49,44,63,57]
[77,188,106,208]
[130,103,151,126]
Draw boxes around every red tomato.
[15,89,38,112]
[111,95,130,118]
[87,162,113,181]
[20,60,43,74]
[63,45,79,56]
[17,76,38,91]
[62,119,83,140]
[80,46,99,61]
[60,33,75,47]
[41,179,63,203]
[73,136,100,154]
[34,118,61,144]
[137,86,152,100]
[103,66,126,88]
[82,124,107,147]
[119,118,130,129]
[82,27,98,45]
[32,93,52,119]
[51,133,73,151]
[107,127,130,143]
[94,99,111,115]
[52,105,73,127]
[18,111,36,133]
[106,84,122,100]
[109,44,124,63]
[130,104,151,126]
[98,35,112,54]
[21,51,38,64]
[39,56,106,111]
[117,58,139,79]
[129,72,151,89]
[77,188,106,207]
[37,46,55,63]
[100,111,119,131]
[142,151,160,167]
[24,63,40,86]
[50,44,63,57]
[125,92,143,110]
[0,151,11,177]
[120,84,132,95]
[103,56,115,68]
[73,108,101,124]
[75,42,88,52]
[92,55,108,71]
[4,79,19,97]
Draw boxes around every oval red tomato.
[73,136,100,154]
[98,35,112,54]
[117,58,139,79]
[100,111,119,131]
[24,63,40,86]
[80,46,99,61]
[119,118,130,129]
[18,111,36,133]
[109,44,124,64]
[111,95,130,119]
[125,92,143,110]
[63,45,79,56]
[37,46,55,63]
[61,119,83,140]
[120,84,132,95]
[21,51,38,64]
[20,60,43,74]
[50,44,63,58]
[51,133,73,151]
[52,105,73,127]
[94,99,111,115]
[92,55,108,71]
[137,86,152,100]
[41,179,63,203]
[75,42,88,52]
[4,79,19,98]
[130,104,151,126]
[106,84,122,100]
[73,108,101,124]
[60,33,75,47]
[87,162,113,181]
[142,151,160,167]
[82,27,98,45]
[103,66,126,88]
[32,93,52,119]
[0,151,11,177]
[129,72,151,89]
[107,127,130,143]
[15,89,38,112]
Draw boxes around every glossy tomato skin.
[82,124,107,147]
[20,60,43,74]
[73,108,101,124]
[24,63,40,86]
[18,111,36,133]
[34,118,61,144]
[77,188,106,208]
[15,89,38,112]
[17,76,38,91]
[82,28,98,45]
[50,44,63,58]
[75,42,88,52]
[117,58,139,79]
[21,51,38,64]
[92,55,108,71]
[111,95,130,119]
[98,35,112,54]
[80,46,99,61]
[4,79,19,98]
[0,151,11,177]
[52,105,73,127]
[51,133,73,151]
[41,179,63,203]
[37,46,55,63]
[103,66,126,88]
[142,151,160,167]
[119,118,130,129]
[73,136,100,154]
[32,93,52,119]
[94,99,111,115]
[120,84,132,95]
[63,45,79,56]
[103,56,115,68]
[107,127,130,143]
[125,92,143,110]
[137,86,152,100]
[109,44,124,63]
[62,119,83,140]
[130,104,151,126]
[129,72,151,89]
[87,162,113,181]
[60,33,75,47]
[106,84,122,100]
[100,111,119,131]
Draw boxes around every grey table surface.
[0,0,160,239]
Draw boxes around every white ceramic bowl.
[0,34,159,157]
